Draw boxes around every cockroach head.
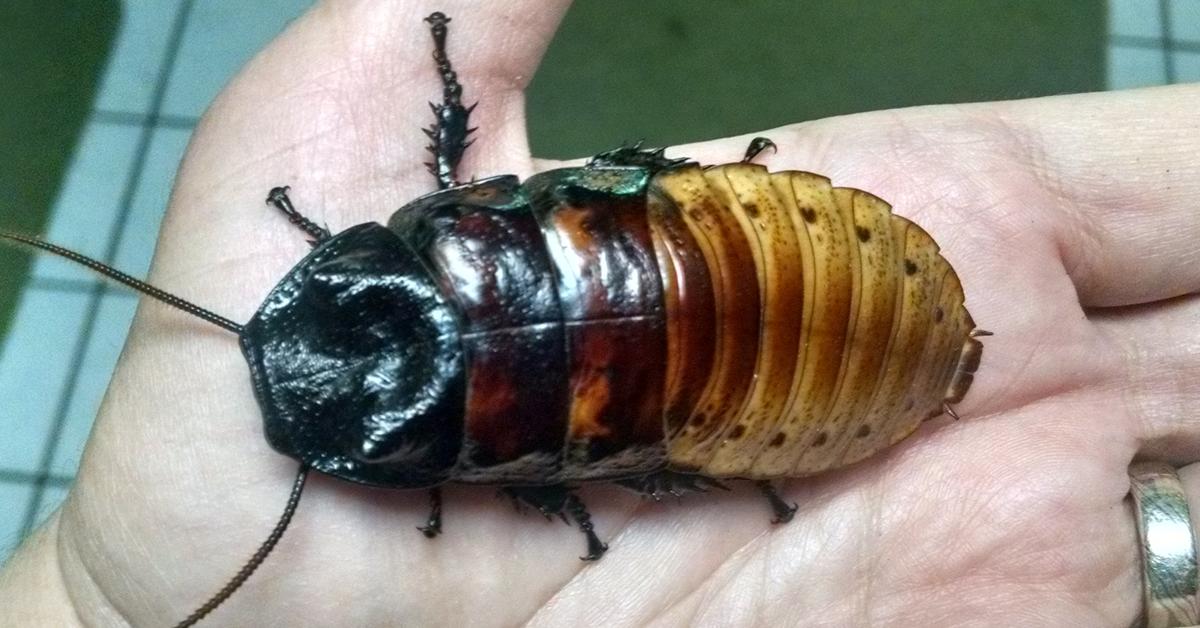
[240,223,464,488]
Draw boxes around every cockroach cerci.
[1,12,986,627]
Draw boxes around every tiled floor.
[0,0,315,564]
[0,0,1196,565]
[1108,0,1200,86]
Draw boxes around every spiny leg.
[417,487,443,538]
[266,186,331,245]
[616,470,729,501]
[588,140,689,173]
[503,485,609,561]
[565,493,608,561]
[424,12,476,190]
[741,136,777,163]
[755,480,797,524]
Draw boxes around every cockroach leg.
[755,481,798,524]
[502,485,570,522]
[970,329,994,337]
[417,487,443,538]
[265,186,331,245]
[566,493,609,561]
[741,136,777,163]
[502,485,608,560]
[616,471,729,501]
[587,141,689,172]
[424,12,475,190]
[943,402,961,421]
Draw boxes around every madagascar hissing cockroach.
[0,11,986,627]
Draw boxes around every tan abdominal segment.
[651,165,979,478]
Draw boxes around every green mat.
[528,1,1105,158]
[0,1,118,339]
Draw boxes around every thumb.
[150,1,571,317]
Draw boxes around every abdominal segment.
[650,164,978,479]
[390,163,980,484]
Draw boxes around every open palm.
[4,2,1198,626]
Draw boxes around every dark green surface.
[528,1,1106,158]
[0,2,119,338]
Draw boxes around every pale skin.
[3,1,1200,626]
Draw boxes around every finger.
[145,1,571,319]
[994,85,1200,308]
[1178,462,1200,549]
[1092,294,1200,462]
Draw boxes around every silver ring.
[1130,461,1200,628]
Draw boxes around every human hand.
[3,1,1199,626]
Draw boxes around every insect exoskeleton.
[264,159,981,486]
[0,11,985,626]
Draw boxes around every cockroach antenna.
[1,232,311,623]
[0,231,243,334]
[173,465,309,628]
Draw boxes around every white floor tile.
[95,0,188,113]
[1108,45,1170,88]
[112,127,193,278]
[160,0,315,118]
[0,481,34,564]
[31,120,142,282]
[1174,49,1200,80]
[0,290,92,472]
[1170,0,1200,42]
[50,295,138,477]
[1110,0,1164,38]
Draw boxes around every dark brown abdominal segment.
[649,165,761,470]
[527,168,668,479]
[390,178,570,483]
[563,318,666,476]
[458,324,568,481]
[647,190,717,437]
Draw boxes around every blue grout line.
[1111,34,1200,53]
[1159,0,1177,83]
[27,277,105,294]
[29,276,143,297]
[93,108,200,130]
[18,0,198,538]
[0,469,74,489]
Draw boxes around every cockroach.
[0,12,986,627]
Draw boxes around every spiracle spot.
[800,207,817,223]
[856,226,871,242]
[813,431,828,447]
[770,433,786,447]
[728,424,746,440]
[856,424,872,438]
[904,259,918,275]
[743,202,759,217]
[934,306,944,323]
